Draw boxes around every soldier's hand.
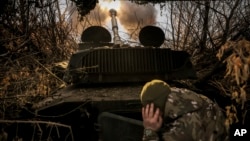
[142,103,163,132]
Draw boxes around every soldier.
[140,79,229,141]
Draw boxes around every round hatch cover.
[139,26,165,47]
[81,26,112,43]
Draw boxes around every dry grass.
[216,39,250,128]
[0,0,78,119]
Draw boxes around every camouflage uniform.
[141,80,229,141]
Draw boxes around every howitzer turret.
[64,25,196,84]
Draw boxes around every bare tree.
[164,0,249,53]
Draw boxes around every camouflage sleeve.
[161,110,228,141]
[161,112,200,141]
[142,128,159,141]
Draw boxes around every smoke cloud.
[68,0,157,41]
[119,1,157,29]
[118,1,157,39]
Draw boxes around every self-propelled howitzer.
[32,11,197,141]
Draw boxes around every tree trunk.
[199,1,210,52]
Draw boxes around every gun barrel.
[109,9,123,45]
